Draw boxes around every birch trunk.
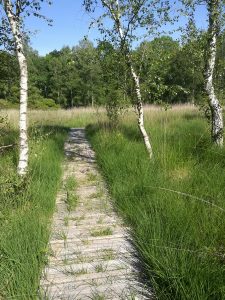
[130,64,153,158]
[102,0,153,157]
[205,0,224,146]
[3,0,29,175]
[17,49,29,174]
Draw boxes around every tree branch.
[0,143,16,151]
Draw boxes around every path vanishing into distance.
[40,128,151,300]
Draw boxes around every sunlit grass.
[0,107,98,299]
[0,126,67,299]
[1,104,220,299]
[2,107,106,128]
[86,106,225,299]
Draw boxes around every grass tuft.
[90,227,113,237]
[65,176,78,211]
[64,176,77,191]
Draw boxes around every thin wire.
[145,185,225,212]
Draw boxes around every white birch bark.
[205,0,224,146]
[102,0,153,157]
[3,0,29,175]
[130,64,153,158]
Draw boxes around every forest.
[1,0,225,299]
[1,33,225,110]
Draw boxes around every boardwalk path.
[40,128,151,300]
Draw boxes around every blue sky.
[25,0,100,55]
[25,0,208,56]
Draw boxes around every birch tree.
[0,0,51,175]
[84,0,173,158]
[182,0,224,146]
[205,0,223,146]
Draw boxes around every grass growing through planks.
[66,192,78,211]
[90,227,113,237]
[86,108,225,300]
[65,176,78,211]
[64,175,77,190]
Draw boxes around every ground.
[1,105,225,299]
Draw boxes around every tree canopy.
[2,33,225,109]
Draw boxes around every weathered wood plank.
[39,128,151,300]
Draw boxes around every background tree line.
[1,33,225,110]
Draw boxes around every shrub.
[28,97,60,109]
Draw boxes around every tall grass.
[86,108,225,299]
[3,107,106,128]
[1,105,225,299]
[0,108,98,299]
[0,126,68,299]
